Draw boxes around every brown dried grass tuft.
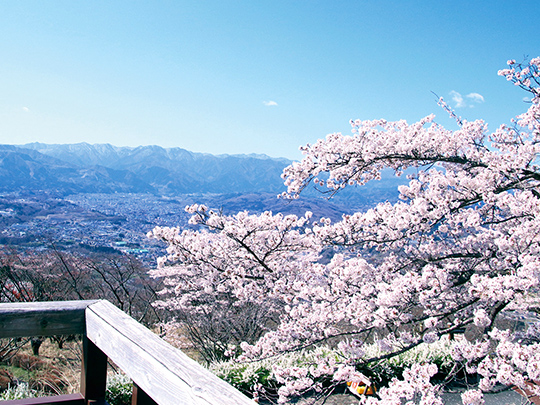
[5,337,82,395]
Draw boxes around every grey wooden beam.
[0,300,97,338]
[132,384,158,405]
[0,300,255,405]
[86,300,256,405]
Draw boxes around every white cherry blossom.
[151,57,540,404]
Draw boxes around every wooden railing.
[0,300,256,405]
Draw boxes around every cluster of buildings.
[0,193,195,265]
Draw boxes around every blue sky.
[0,1,538,160]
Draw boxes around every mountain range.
[0,143,291,195]
[0,142,406,208]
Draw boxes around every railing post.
[131,384,158,405]
[81,336,108,405]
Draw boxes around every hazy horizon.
[11,141,293,160]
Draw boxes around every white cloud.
[466,93,485,103]
[450,91,465,108]
[449,91,485,108]
[263,100,278,106]
[22,107,29,112]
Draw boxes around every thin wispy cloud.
[22,107,29,112]
[450,91,465,108]
[450,91,485,108]
[263,100,278,106]
[466,93,484,103]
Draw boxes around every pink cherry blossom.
[150,57,540,404]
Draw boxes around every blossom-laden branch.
[151,57,540,404]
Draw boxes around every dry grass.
[157,325,202,362]
[2,337,82,395]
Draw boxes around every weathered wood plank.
[0,393,85,405]
[0,301,97,338]
[86,300,255,405]
[132,384,158,405]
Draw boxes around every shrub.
[0,383,39,400]
[211,338,456,398]
[106,373,132,405]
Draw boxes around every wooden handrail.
[0,300,97,338]
[0,300,256,405]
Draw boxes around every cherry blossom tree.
[149,208,317,363]
[150,57,540,404]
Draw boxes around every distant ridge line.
[0,143,291,195]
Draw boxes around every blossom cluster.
[151,57,540,404]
